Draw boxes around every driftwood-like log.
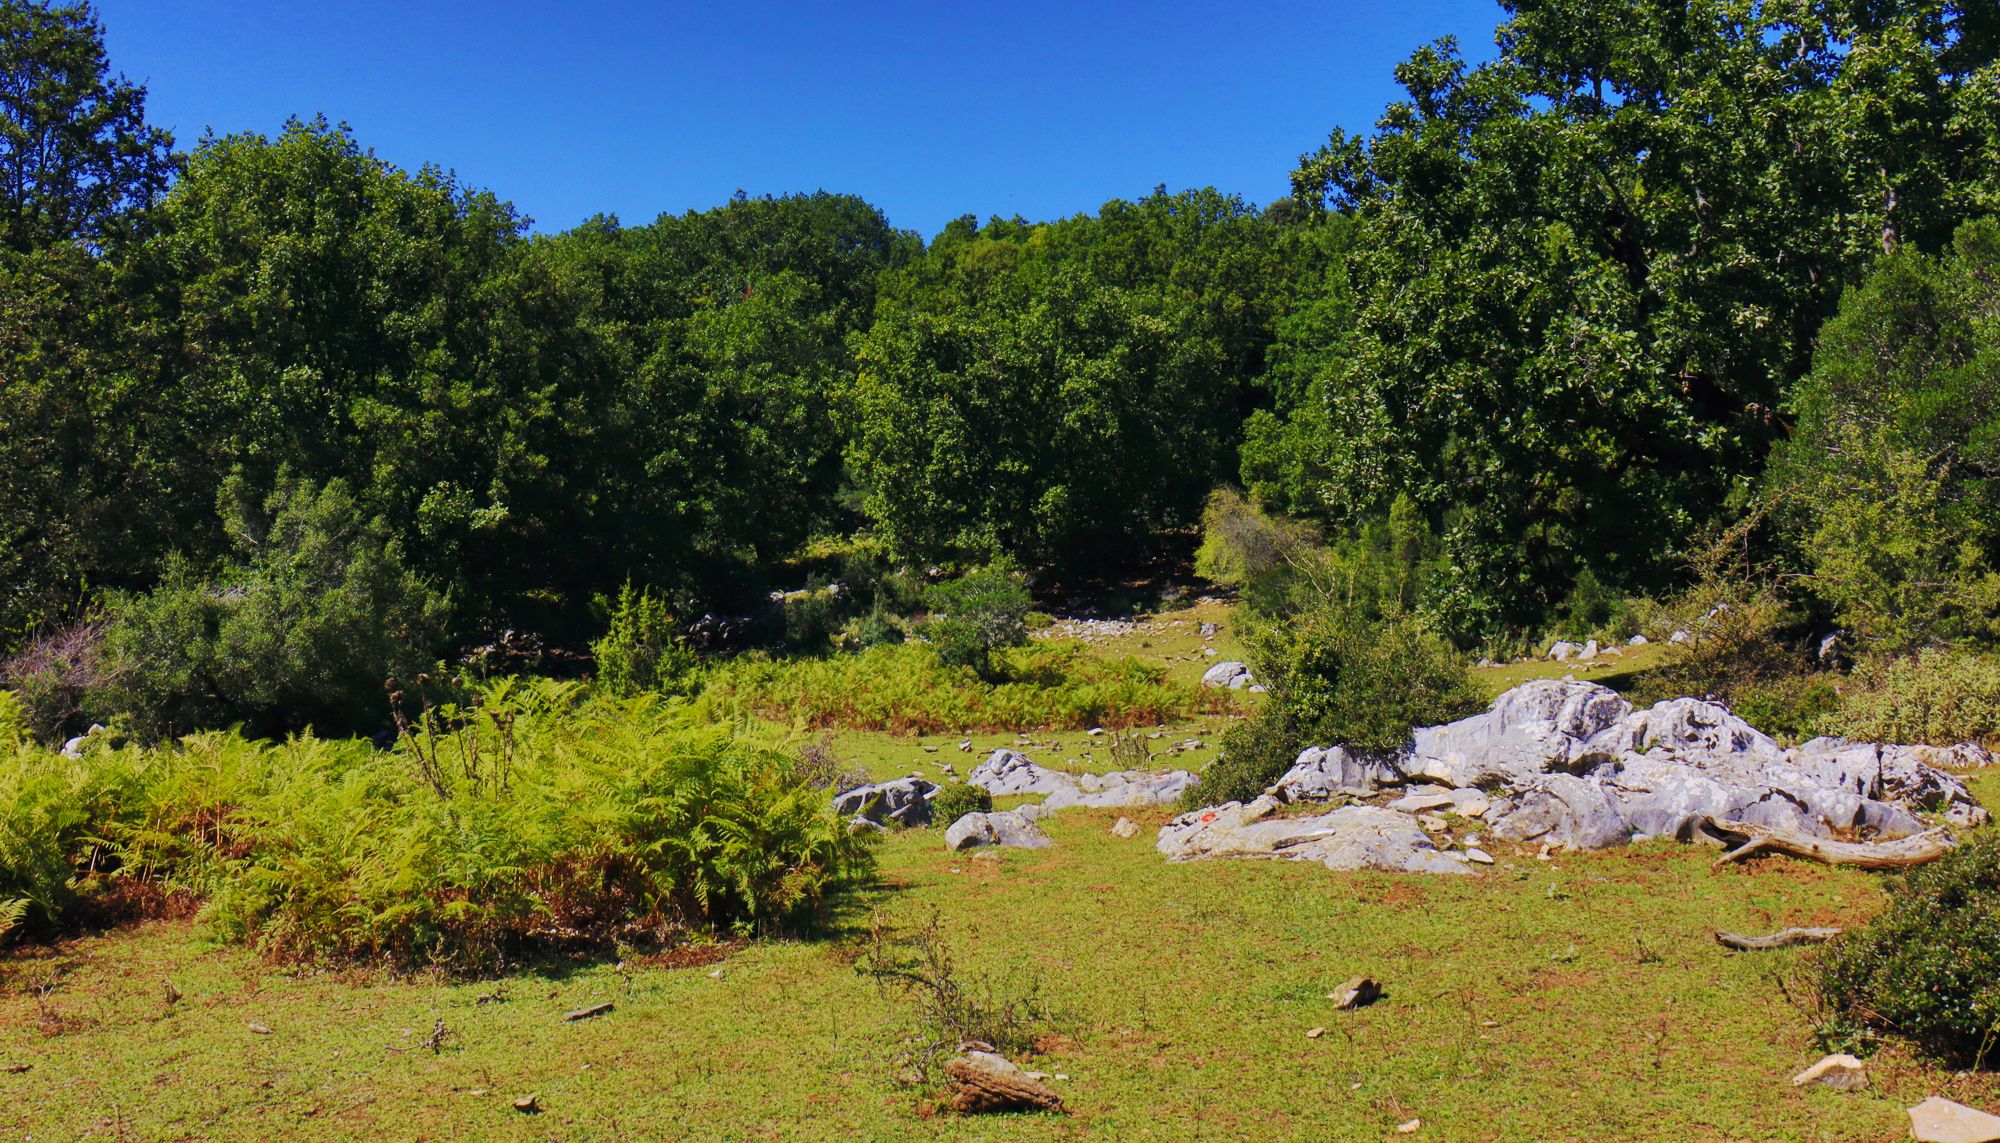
[1697,817,1952,870]
[1714,927,1842,952]
[944,1058,1065,1114]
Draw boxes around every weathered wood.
[562,1002,614,1022]
[1714,927,1842,952]
[944,1057,1064,1114]
[1697,817,1953,870]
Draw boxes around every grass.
[1469,642,1671,699]
[7,794,2000,1140]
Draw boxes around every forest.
[1,1,2000,1138]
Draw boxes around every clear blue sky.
[94,1,1504,240]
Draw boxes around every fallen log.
[1697,817,1953,870]
[1714,927,1842,951]
[562,1002,614,1022]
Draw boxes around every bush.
[592,582,696,697]
[1813,827,2000,1064]
[93,476,448,740]
[707,640,1227,735]
[0,621,113,742]
[0,691,21,747]
[0,680,875,967]
[930,781,991,824]
[1183,607,1480,807]
[920,562,1032,677]
[1831,649,2000,746]
[1728,672,1844,742]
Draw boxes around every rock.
[1409,678,1631,788]
[1447,788,1490,818]
[1199,622,1218,636]
[1086,726,1105,737]
[1790,1053,1866,1091]
[832,776,936,828]
[968,749,1077,797]
[1628,634,1649,646]
[1548,640,1585,661]
[1817,631,1843,662]
[1200,660,1254,689]
[1247,684,1268,693]
[1908,1097,2000,1143]
[59,723,107,759]
[1389,792,1456,814]
[1014,802,1046,822]
[1157,800,1473,875]
[513,1094,540,1114]
[1669,629,1690,644]
[1268,746,1405,802]
[944,1049,1064,1114]
[1396,1119,1421,1134]
[246,1022,272,1035]
[846,817,887,836]
[1110,816,1140,839]
[1464,848,1495,864]
[1581,639,1600,660]
[1305,1026,1326,1038]
[1329,976,1380,1009]
[945,811,1052,851]
[1043,769,1196,810]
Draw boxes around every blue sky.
[94,1,1504,239]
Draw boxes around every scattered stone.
[1158,799,1473,875]
[513,1094,540,1114]
[1790,1053,1866,1091]
[944,1048,1065,1114]
[1908,1097,2000,1143]
[1044,769,1196,810]
[1389,792,1455,814]
[1086,727,1105,737]
[957,740,973,752]
[1329,976,1381,1010]
[968,750,1075,796]
[1548,641,1584,661]
[1464,848,1495,865]
[1669,629,1690,644]
[832,776,937,828]
[1305,1026,1327,1039]
[1418,813,1449,832]
[1200,660,1255,689]
[1448,788,1491,818]
[945,811,1052,851]
[846,817,886,836]
[2,1064,30,1074]
[1581,639,1601,660]
[922,744,938,753]
[1396,1118,1421,1134]
[246,1022,272,1035]
[1199,622,1218,636]
[1629,634,1649,646]
[1110,816,1140,839]
[562,1002,614,1023]
[707,968,723,979]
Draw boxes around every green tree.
[920,562,1032,679]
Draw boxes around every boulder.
[1548,641,1585,661]
[1201,660,1255,689]
[1581,639,1600,660]
[1110,816,1140,839]
[1908,1097,2000,1143]
[968,749,1076,797]
[1409,678,1631,788]
[1268,746,1405,802]
[832,776,936,827]
[1043,769,1195,810]
[1628,634,1649,646]
[945,811,1052,851]
[1157,798,1472,875]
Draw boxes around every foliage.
[920,562,1031,677]
[0,1,175,253]
[0,680,873,965]
[1185,605,1480,807]
[92,475,448,740]
[707,641,1225,736]
[1813,826,2000,1065]
[0,619,110,741]
[590,582,695,698]
[0,690,20,747]
[1771,219,2000,654]
[1831,650,2000,747]
[1265,2,2000,639]
[928,781,991,824]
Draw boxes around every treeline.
[2,0,1998,738]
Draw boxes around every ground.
[3,604,1995,1141]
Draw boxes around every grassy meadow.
[2,605,1996,1141]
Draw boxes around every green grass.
[1470,642,1670,699]
[6,805,1999,1140]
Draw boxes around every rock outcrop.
[1201,661,1255,689]
[1157,796,1473,875]
[945,811,1052,851]
[833,776,936,828]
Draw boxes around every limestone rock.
[1201,660,1254,689]
[969,750,1076,797]
[1267,745,1403,802]
[1156,800,1472,875]
[945,811,1052,851]
[1043,768,1195,810]
[1790,1053,1866,1091]
[832,776,936,828]
[1908,1097,2000,1143]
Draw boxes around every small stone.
[1480,1020,1499,1028]
[513,1094,540,1114]
[1790,1053,1866,1091]
[1053,1073,1070,1081]
[1908,1097,2000,1143]
[246,1022,272,1035]
[1110,816,1140,839]
[1418,813,1449,832]
[1305,1026,1327,1039]
[1465,848,1495,865]
[1329,976,1381,1010]
[1390,792,1455,814]
[1396,1119,1421,1134]
[1087,727,1105,737]
[957,740,973,752]
[707,968,723,979]
[923,745,938,753]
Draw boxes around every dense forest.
[1,0,1997,744]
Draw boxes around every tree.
[920,562,1031,679]
[1266,1,2000,640]
[0,1,174,252]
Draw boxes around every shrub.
[0,691,21,747]
[1831,649,2000,746]
[856,909,1058,1084]
[707,640,1227,735]
[1729,672,1844,742]
[930,781,991,824]
[592,582,696,697]
[1183,607,1480,807]
[921,562,1031,677]
[1632,575,1806,710]
[93,476,448,740]
[0,621,113,742]
[1813,826,2000,1064]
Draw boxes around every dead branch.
[1714,927,1842,951]
[1697,817,1953,870]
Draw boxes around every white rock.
[1156,801,1473,875]
[1790,1053,1866,1091]
[1110,816,1140,839]
[1464,848,1494,865]
[945,811,1052,851]
[1200,660,1254,689]
[1628,634,1649,646]
[1908,1097,2000,1143]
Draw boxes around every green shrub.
[1183,607,1480,807]
[1729,673,1844,742]
[0,691,22,748]
[1813,827,2000,1064]
[0,621,112,742]
[930,782,991,824]
[591,582,696,697]
[1831,649,2000,745]
[93,476,448,740]
[708,640,1226,735]
[920,562,1031,677]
